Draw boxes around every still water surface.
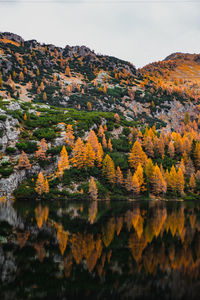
[0,199,200,300]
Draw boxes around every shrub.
[14,182,37,200]
[16,141,37,154]
[33,128,56,141]
[0,115,7,121]
[0,167,14,177]
[6,147,16,154]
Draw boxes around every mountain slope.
[1,32,200,131]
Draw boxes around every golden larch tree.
[65,124,75,148]
[60,146,69,170]
[168,141,175,158]
[65,66,71,77]
[194,142,200,168]
[125,169,133,191]
[85,142,96,168]
[132,174,140,195]
[43,92,47,101]
[19,71,24,81]
[168,165,177,193]
[18,151,31,170]
[98,125,104,137]
[35,172,49,195]
[102,133,107,149]
[134,163,145,191]
[70,138,86,169]
[35,138,48,160]
[176,168,185,195]
[87,130,99,153]
[87,102,92,111]
[102,154,115,184]
[108,138,113,152]
[114,113,120,123]
[144,158,154,183]
[151,165,167,195]
[116,166,123,185]
[43,179,49,194]
[189,173,196,192]
[129,141,147,170]
[143,136,154,158]
[96,143,104,167]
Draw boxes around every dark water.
[0,199,200,300]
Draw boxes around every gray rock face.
[7,102,21,111]
[0,169,26,197]
[0,161,56,197]
[0,116,20,152]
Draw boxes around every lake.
[0,199,200,300]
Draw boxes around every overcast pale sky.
[0,0,199,67]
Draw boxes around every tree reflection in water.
[0,200,200,300]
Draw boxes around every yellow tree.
[168,141,175,158]
[65,124,75,148]
[43,179,49,194]
[102,133,107,149]
[60,146,69,170]
[89,177,98,200]
[168,165,177,193]
[19,71,24,81]
[40,82,45,91]
[179,158,186,175]
[154,136,165,159]
[194,142,200,168]
[189,174,196,192]
[35,138,48,160]
[144,158,154,183]
[56,146,69,177]
[85,142,96,168]
[114,113,120,123]
[176,168,185,195]
[132,174,140,195]
[87,102,92,111]
[65,66,71,76]
[125,169,133,191]
[102,154,115,184]
[108,138,113,152]
[151,165,167,195]
[116,166,123,185]
[129,141,147,170]
[18,151,31,170]
[87,130,99,153]
[143,136,154,158]
[196,170,200,181]
[96,143,104,167]
[134,163,145,191]
[56,160,64,178]
[98,125,104,137]
[35,172,49,195]
[43,92,47,101]
[70,138,86,169]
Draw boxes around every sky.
[0,0,199,68]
